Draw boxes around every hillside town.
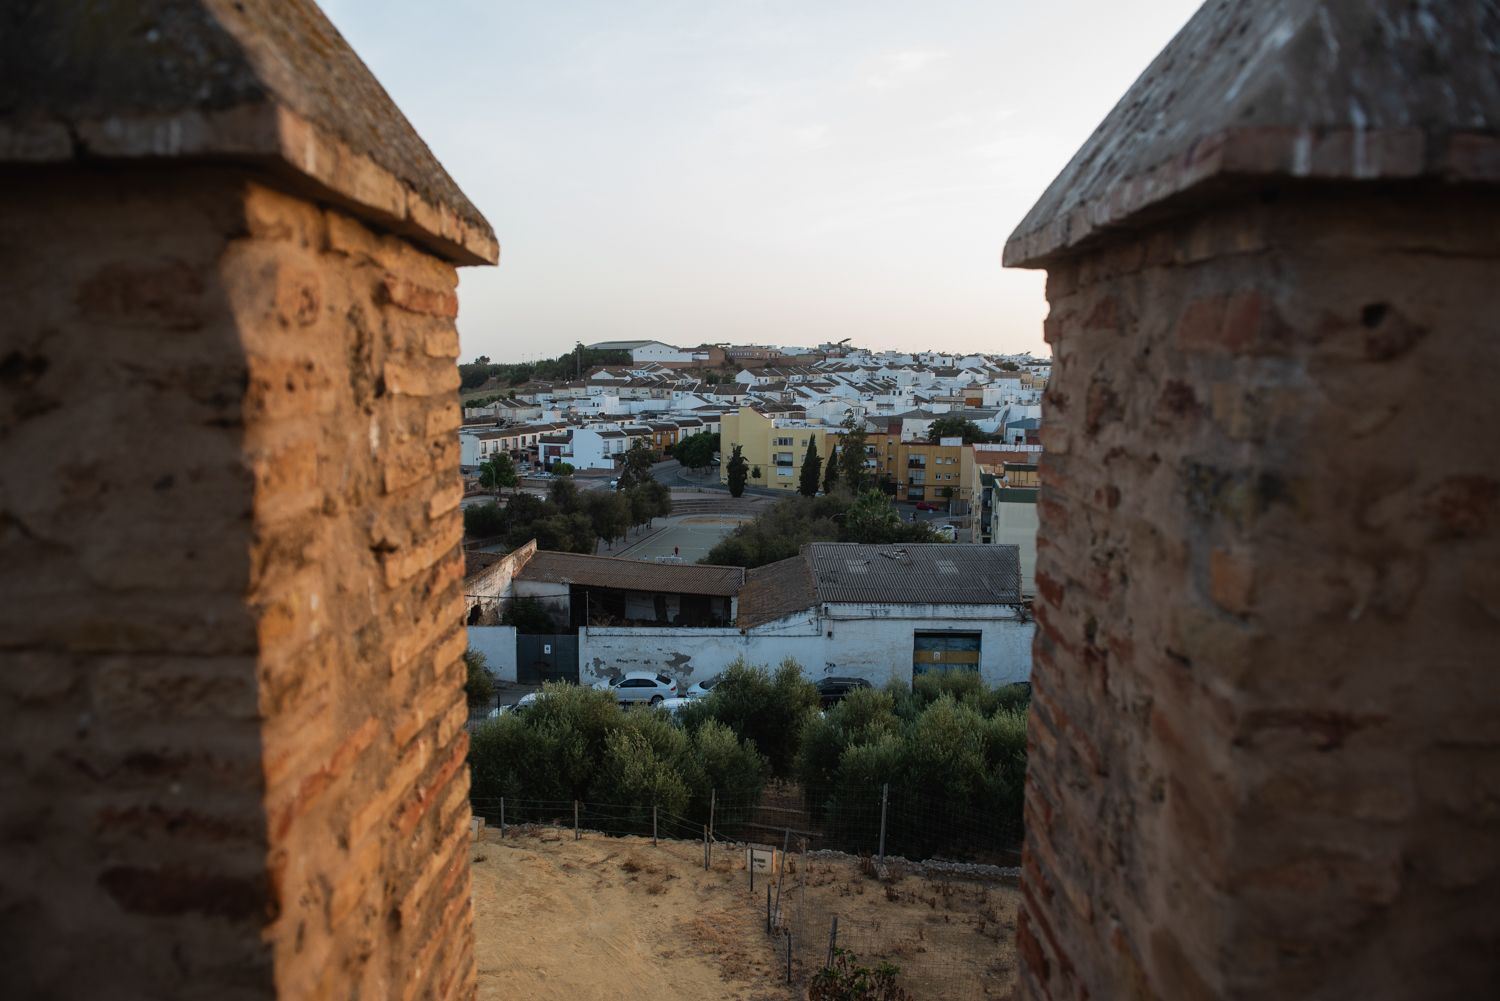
[12,2,1495,1001]
[455,339,1049,710]
[460,340,1047,587]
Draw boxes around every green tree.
[584,490,631,549]
[998,360,1020,371]
[726,444,749,497]
[463,501,505,539]
[926,417,986,444]
[617,439,656,490]
[839,414,868,491]
[551,460,575,476]
[548,475,580,513]
[463,649,495,708]
[823,442,840,493]
[798,438,822,497]
[641,479,672,520]
[842,490,902,544]
[478,453,517,498]
[674,431,716,471]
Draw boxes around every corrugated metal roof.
[806,543,1020,604]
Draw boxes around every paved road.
[650,459,683,485]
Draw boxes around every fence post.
[766,883,771,933]
[785,928,793,984]
[652,804,658,846]
[878,782,889,861]
[574,800,580,841]
[773,828,790,927]
[709,788,716,843]
[826,915,838,969]
[500,797,505,838]
[703,825,709,870]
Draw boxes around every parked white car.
[488,691,545,718]
[594,671,678,704]
[684,675,721,700]
[655,697,696,718]
[936,524,958,541]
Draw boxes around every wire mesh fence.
[470,786,1021,999]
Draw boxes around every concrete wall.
[1017,189,1500,999]
[0,170,478,1000]
[466,626,518,683]
[580,606,1033,687]
[992,496,1038,597]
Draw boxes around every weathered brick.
[379,274,458,318]
[382,518,463,588]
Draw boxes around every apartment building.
[872,422,968,505]
[718,406,845,492]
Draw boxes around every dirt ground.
[470,825,1019,1000]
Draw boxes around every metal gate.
[515,633,578,684]
[912,631,982,675]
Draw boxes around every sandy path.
[471,829,788,1001]
[470,826,1019,1000]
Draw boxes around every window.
[773,436,793,447]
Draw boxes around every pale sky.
[321,0,1202,363]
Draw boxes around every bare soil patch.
[470,826,1018,1000]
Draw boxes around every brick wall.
[1,167,476,999]
[1019,189,1500,999]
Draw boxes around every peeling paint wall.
[579,607,1033,687]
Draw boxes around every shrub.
[464,649,495,707]
[588,724,691,823]
[809,948,911,1001]
[690,719,768,819]
[697,659,818,776]
[912,668,984,707]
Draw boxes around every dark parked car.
[815,676,872,707]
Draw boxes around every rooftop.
[806,543,1021,605]
[516,551,746,597]
[736,557,819,628]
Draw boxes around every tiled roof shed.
[517,551,745,597]
[806,543,1021,605]
[736,556,819,628]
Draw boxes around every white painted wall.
[467,625,518,683]
[579,605,1033,688]
[631,342,695,364]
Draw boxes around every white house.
[578,543,1031,689]
[568,425,629,469]
[589,340,702,365]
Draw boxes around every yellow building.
[719,407,844,493]
[871,420,967,505]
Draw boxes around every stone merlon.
[1004,0,1500,268]
[0,0,498,265]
